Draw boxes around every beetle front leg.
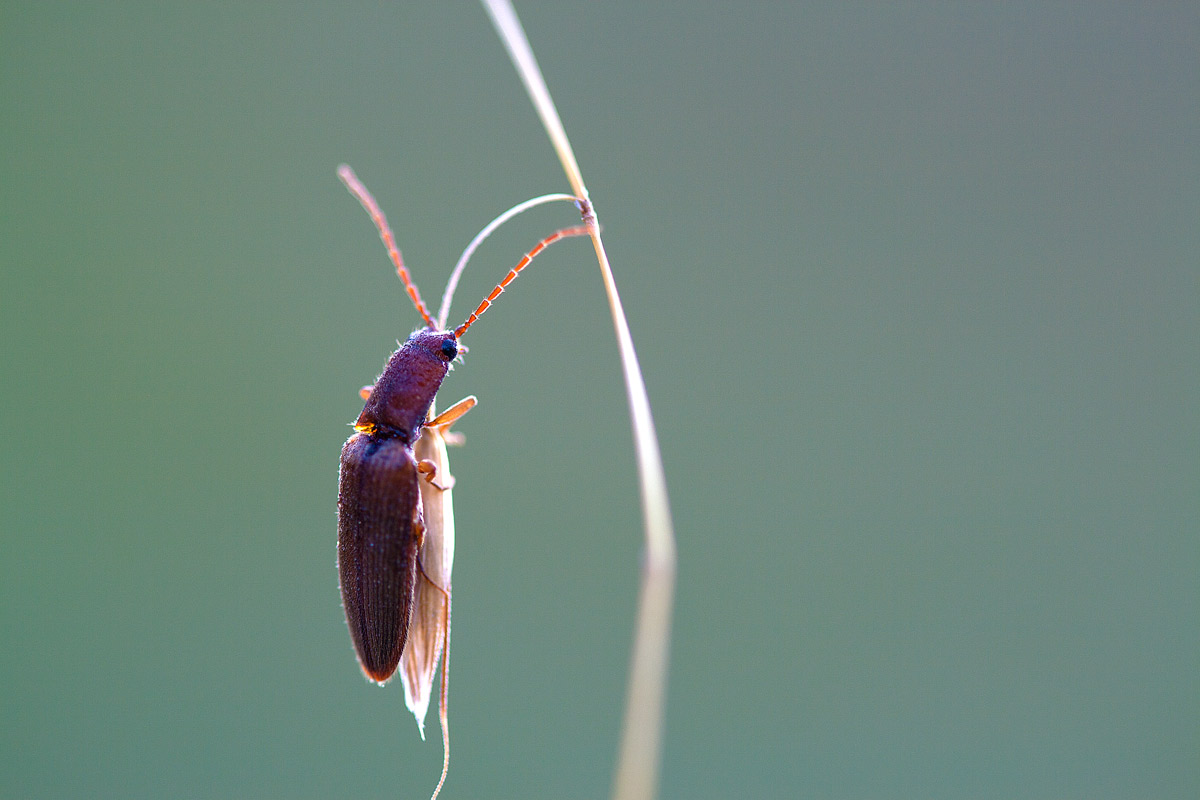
[426,395,476,447]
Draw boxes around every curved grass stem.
[481,4,677,800]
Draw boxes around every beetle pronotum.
[336,164,588,799]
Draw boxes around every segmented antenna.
[337,164,436,329]
[454,225,591,338]
[436,193,577,330]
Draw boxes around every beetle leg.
[413,515,426,549]
[427,395,476,430]
[415,556,452,602]
[417,459,455,491]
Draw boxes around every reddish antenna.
[338,164,437,329]
[436,193,577,329]
[454,224,591,339]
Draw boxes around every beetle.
[335,164,589,688]
[338,328,464,682]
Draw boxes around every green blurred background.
[2,3,1196,798]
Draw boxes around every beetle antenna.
[454,225,591,339]
[338,164,437,329]
[436,193,578,330]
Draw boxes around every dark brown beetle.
[338,328,460,682]
[336,165,588,686]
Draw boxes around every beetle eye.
[440,338,458,360]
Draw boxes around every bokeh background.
[2,3,1196,798]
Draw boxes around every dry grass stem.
[481,3,678,799]
[404,406,457,740]
[405,395,476,800]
